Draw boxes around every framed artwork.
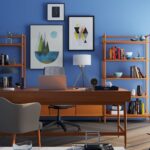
[69,16,94,51]
[47,3,64,21]
[30,25,63,69]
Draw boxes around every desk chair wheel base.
[43,106,81,132]
[43,119,81,132]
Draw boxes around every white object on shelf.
[2,87,15,91]
[73,87,87,91]
[111,110,124,115]
[112,105,122,111]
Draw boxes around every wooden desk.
[0,147,126,150]
[0,88,131,148]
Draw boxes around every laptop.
[38,75,67,90]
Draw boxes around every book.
[135,66,140,78]
[130,66,144,78]
[111,110,124,115]
[142,103,145,114]
[112,105,122,111]
[109,48,113,59]
[137,67,144,78]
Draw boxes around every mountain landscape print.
[35,34,59,64]
[30,25,63,69]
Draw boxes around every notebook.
[38,75,67,90]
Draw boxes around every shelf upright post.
[145,36,149,114]
[23,34,26,87]
[102,33,107,123]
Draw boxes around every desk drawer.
[76,105,103,116]
[40,105,103,117]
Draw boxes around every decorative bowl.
[125,52,133,59]
[13,141,32,150]
[114,72,123,78]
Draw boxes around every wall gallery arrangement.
[69,16,94,51]
[30,3,95,69]
[30,25,63,69]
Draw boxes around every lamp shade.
[73,54,91,66]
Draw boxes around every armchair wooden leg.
[12,134,16,145]
[37,129,41,147]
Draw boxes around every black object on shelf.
[20,77,24,89]
[95,86,119,91]
[91,78,98,89]
[8,76,13,87]
[0,54,9,65]
[128,99,143,114]
[84,143,114,150]
[137,85,142,96]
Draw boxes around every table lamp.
[73,54,91,87]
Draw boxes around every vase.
[137,85,142,96]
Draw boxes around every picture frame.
[69,16,94,51]
[30,25,63,69]
[47,3,65,21]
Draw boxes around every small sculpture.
[90,78,98,89]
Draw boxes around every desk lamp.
[73,54,91,87]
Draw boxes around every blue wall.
[0,0,150,91]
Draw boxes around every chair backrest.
[44,66,65,76]
[0,97,41,134]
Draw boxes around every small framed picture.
[47,3,64,21]
[69,16,94,51]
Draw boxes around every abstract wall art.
[47,4,64,21]
[30,25,63,69]
[69,16,94,51]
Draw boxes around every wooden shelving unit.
[106,59,146,62]
[106,113,149,118]
[102,33,149,120]
[0,34,26,87]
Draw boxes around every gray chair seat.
[0,97,42,146]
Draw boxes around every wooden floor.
[0,120,150,150]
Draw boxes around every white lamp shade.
[73,54,91,66]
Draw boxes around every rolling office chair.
[0,97,42,146]
[43,66,81,132]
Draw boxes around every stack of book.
[128,99,145,114]
[130,66,144,78]
[110,105,124,115]
[109,46,125,60]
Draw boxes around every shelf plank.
[0,64,22,67]
[0,43,22,47]
[105,59,146,62]
[0,35,23,38]
[131,95,148,98]
[106,35,137,38]
[106,113,149,118]
[104,40,148,44]
[106,76,146,80]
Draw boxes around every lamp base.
[73,66,89,88]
